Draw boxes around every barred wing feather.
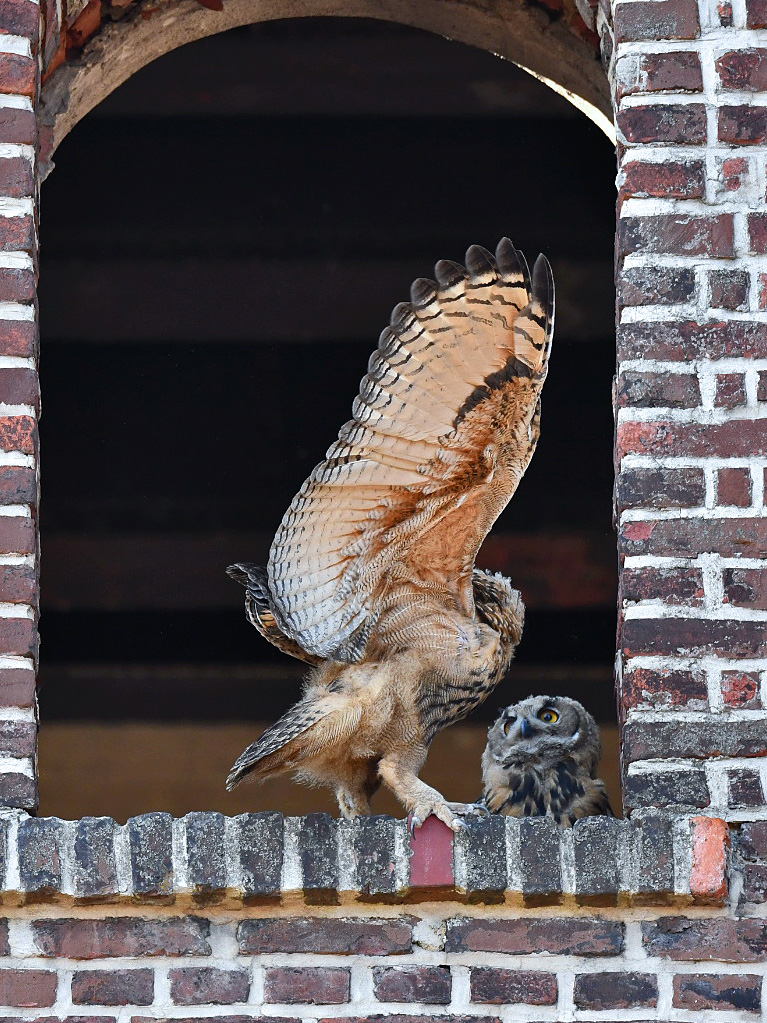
[267,239,554,662]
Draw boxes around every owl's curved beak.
[520,717,535,738]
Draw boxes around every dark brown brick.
[721,670,761,708]
[624,717,767,760]
[263,968,350,1005]
[0,0,39,38]
[621,566,703,604]
[614,0,699,40]
[728,769,765,807]
[169,968,250,1006]
[724,567,767,606]
[747,0,767,25]
[619,266,695,305]
[0,320,36,358]
[0,563,36,602]
[0,107,34,146]
[616,370,700,409]
[373,966,451,1004]
[750,212,767,253]
[71,970,153,1006]
[623,618,767,660]
[133,1018,295,1023]
[618,319,767,361]
[620,516,767,558]
[742,863,767,903]
[618,104,706,144]
[0,920,8,955]
[0,770,36,809]
[0,157,32,199]
[0,269,34,303]
[0,720,34,757]
[0,54,35,98]
[673,973,761,1012]
[740,821,767,860]
[617,419,767,461]
[32,918,211,958]
[710,270,749,311]
[717,467,751,506]
[617,467,705,509]
[640,50,703,92]
[446,918,623,955]
[0,416,36,454]
[469,969,557,1006]
[0,970,56,1007]
[317,1017,500,1023]
[720,105,767,144]
[619,214,734,257]
[238,918,413,955]
[719,0,734,24]
[0,617,36,656]
[0,369,39,409]
[0,215,35,253]
[759,369,767,401]
[0,516,33,556]
[643,917,767,961]
[574,972,657,1010]
[620,159,705,199]
[717,49,767,90]
[623,768,710,809]
[621,666,708,710]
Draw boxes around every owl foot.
[446,800,490,819]
[409,801,467,837]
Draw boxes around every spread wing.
[267,238,554,662]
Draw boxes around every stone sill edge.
[0,809,729,906]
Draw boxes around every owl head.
[483,694,602,777]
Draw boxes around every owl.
[480,695,613,824]
[226,238,554,832]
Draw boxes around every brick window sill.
[0,810,728,907]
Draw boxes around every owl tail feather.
[226,699,328,790]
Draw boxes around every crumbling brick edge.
[0,810,729,906]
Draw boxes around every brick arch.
[39,0,611,161]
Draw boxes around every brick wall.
[612,0,767,822]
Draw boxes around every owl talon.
[408,815,422,837]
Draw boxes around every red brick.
[717,49,767,90]
[0,0,39,38]
[727,769,765,808]
[614,0,699,40]
[618,266,695,305]
[0,467,34,504]
[719,0,734,25]
[470,969,556,1006]
[749,212,767,252]
[169,968,250,1006]
[759,275,767,310]
[640,51,703,92]
[747,0,767,25]
[66,0,102,51]
[616,467,705,509]
[0,970,56,1007]
[622,617,767,659]
[620,159,705,199]
[0,54,35,98]
[719,156,750,192]
[0,320,36,358]
[446,918,623,955]
[690,817,729,903]
[0,617,36,656]
[724,567,767,606]
[717,467,751,506]
[721,670,761,708]
[0,667,35,707]
[72,970,153,1006]
[616,371,700,409]
[0,107,34,146]
[621,566,703,604]
[32,917,211,958]
[409,813,454,886]
[619,215,734,257]
[0,157,32,199]
[673,973,761,1012]
[0,563,35,602]
[720,105,767,144]
[574,972,657,1010]
[621,666,708,710]
[0,368,39,408]
[617,419,767,461]
[620,516,767,558]
[237,918,413,955]
[618,104,706,144]
[0,216,35,254]
[710,270,749,311]
[263,968,350,1005]
[0,516,34,555]
[643,917,767,961]
[373,966,451,1004]
[0,268,34,303]
[0,416,36,454]
[618,319,767,361]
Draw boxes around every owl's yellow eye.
[503,717,515,735]
[538,708,559,724]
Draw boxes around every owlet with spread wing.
[227,238,554,831]
[480,695,613,824]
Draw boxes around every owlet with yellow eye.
[480,695,613,825]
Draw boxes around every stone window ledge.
[0,810,728,907]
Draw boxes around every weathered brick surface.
[619,159,705,198]
[573,972,657,1009]
[0,0,40,37]
[727,769,765,807]
[71,969,154,1006]
[715,373,747,408]
[169,967,250,1005]
[742,863,767,903]
[718,49,767,89]
[619,214,734,257]
[642,917,767,961]
[0,667,35,707]
[623,769,710,809]
[624,717,767,759]
[373,966,452,1004]
[621,666,708,710]
[614,0,700,40]
[238,917,414,955]
[618,319,767,361]
[709,270,749,310]
[263,968,350,1005]
[621,566,703,604]
[0,563,36,603]
[740,821,767,860]
[724,567,767,607]
[618,266,695,305]
[0,54,36,97]
[618,419,767,461]
[73,818,118,900]
[469,969,557,1005]
[446,918,624,955]
[616,370,700,409]
[717,467,751,506]
[673,973,761,1012]
[617,103,706,144]
[720,105,767,144]
[33,918,211,958]
[0,969,57,1007]
[721,670,761,708]
[616,465,707,506]
[620,517,767,558]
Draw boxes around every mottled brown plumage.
[480,695,613,825]
[226,238,554,830]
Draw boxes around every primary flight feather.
[227,238,554,830]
